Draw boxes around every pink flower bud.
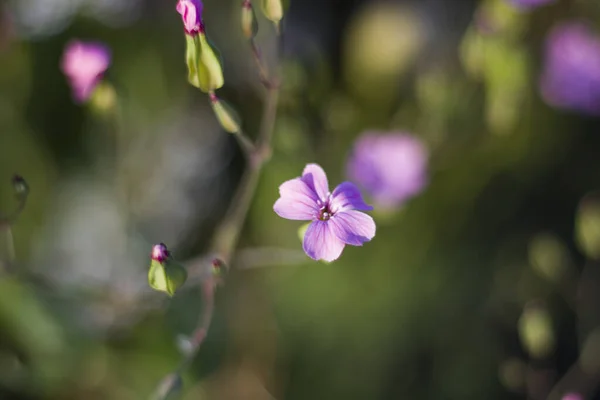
[151,243,170,263]
[60,40,111,103]
[176,0,204,35]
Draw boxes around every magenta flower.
[176,0,204,35]
[540,22,600,116]
[507,0,554,10]
[346,132,428,209]
[274,164,376,262]
[61,40,111,103]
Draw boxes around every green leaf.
[148,260,188,297]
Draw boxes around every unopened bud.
[209,93,241,133]
[11,175,29,198]
[185,33,224,93]
[151,243,170,263]
[241,1,258,39]
[261,0,284,24]
[211,258,226,275]
[148,243,187,296]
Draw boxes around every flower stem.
[5,226,15,265]
[150,22,282,400]
[250,39,273,89]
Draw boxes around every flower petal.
[274,178,319,220]
[302,164,330,201]
[274,198,317,220]
[302,221,346,262]
[330,210,376,246]
[330,182,374,212]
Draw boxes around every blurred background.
[2,0,600,398]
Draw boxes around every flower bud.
[148,243,187,296]
[261,0,284,24]
[209,93,241,133]
[241,1,258,39]
[151,243,170,263]
[11,175,29,198]
[211,258,226,276]
[185,34,224,92]
[176,0,204,35]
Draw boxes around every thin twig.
[235,129,258,158]
[250,39,274,89]
[0,176,28,273]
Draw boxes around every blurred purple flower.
[540,22,600,116]
[562,393,583,400]
[61,40,111,103]
[346,132,428,209]
[274,164,376,262]
[507,0,554,10]
[176,0,204,35]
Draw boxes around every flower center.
[317,198,334,221]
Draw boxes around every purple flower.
[61,40,111,103]
[346,132,428,209]
[151,243,170,263]
[507,0,554,10]
[540,22,600,116]
[176,0,204,35]
[274,164,376,262]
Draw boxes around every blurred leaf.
[528,233,570,283]
[576,193,600,260]
[343,3,424,104]
[518,303,555,359]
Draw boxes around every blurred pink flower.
[274,164,376,262]
[540,22,600,116]
[346,132,428,209]
[507,0,554,9]
[562,393,583,400]
[176,0,204,35]
[61,40,111,103]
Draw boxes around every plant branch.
[151,23,282,400]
